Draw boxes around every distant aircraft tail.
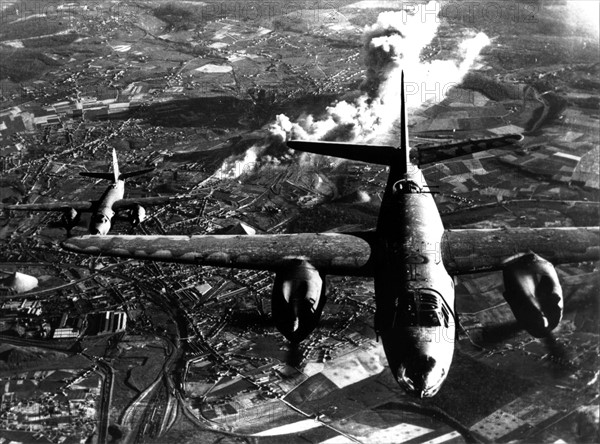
[286,70,523,168]
[80,148,154,182]
[112,147,120,182]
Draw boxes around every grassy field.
[0,48,62,82]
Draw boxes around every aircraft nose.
[395,354,445,398]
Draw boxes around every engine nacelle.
[502,253,563,338]
[61,207,80,232]
[272,260,326,343]
[129,204,147,225]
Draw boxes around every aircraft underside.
[374,168,456,397]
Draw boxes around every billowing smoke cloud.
[216,2,490,179]
[567,1,599,38]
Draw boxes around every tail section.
[80,148,154,182]
[286,70,522,169]
[286,71,411,168]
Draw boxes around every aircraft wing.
[112,194,206,210]
[62,232,375,276]
[442,227,600,274]
[61,228,598,276]
[1,200,94,212]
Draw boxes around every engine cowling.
[61,207,80,232]
[129,204,147,225]
[272,260,326,343]
[502,253,563,338]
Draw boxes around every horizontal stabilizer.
[80,169,154,181]
[287,140,401,166]
[79,172,116,181]
[411,134,523,166]
[119,168,155,180]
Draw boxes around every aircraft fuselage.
[374,163,455,397]
[90,180,125,235]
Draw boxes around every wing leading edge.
[62,233,375,276]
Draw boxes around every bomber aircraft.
[2,149,195,236]
[62,73,600,398]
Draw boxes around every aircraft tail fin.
[400,70,410,168]
[112,148,120,183]
[80,148,154,182]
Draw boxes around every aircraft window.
[409,182,422,193]
[441,305,450,328]
[409,289,451,328]
[406,254,427,264]
[423,312,438,326]
[397,290,444,328]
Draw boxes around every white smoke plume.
[216,1,490,179]
[567,1,599,38]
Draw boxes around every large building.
[99,311,127,334]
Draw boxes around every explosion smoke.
[567,1,600,38]
[216,2,490,179]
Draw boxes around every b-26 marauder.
[62,73,600,398]
[2,149,195,235]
